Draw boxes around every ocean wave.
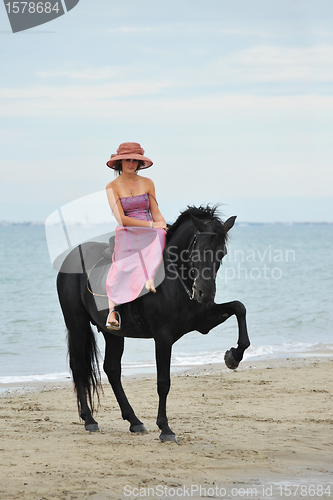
[244,342,333,360]
[0,372,71,385]
[171,342,333,367]
[123,342,333,371]
[1,343,332,385]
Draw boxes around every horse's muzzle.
[194,285,215,305]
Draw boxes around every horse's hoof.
[224,349,239,370]
[85,423,101,432]
[159,432,178,444]
[130,423,148,434]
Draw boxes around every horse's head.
[189,213,236,305]
[166,206,236,306]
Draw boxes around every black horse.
[57,205,250,443]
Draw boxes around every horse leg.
[154,336,178,443]
[103,334,147,434]
[203,300,250,370]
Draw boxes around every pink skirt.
[106,226,166,304]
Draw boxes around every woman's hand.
[153,221,168,231]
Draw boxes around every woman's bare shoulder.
[140,176,154,189]
[106,178,119,190]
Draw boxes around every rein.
[86,257,108,297]
[167,231,216,300]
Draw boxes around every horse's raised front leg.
[103,334,147,434]
[201,300,250,370]
[154,335,178,443]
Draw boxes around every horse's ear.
[190,214,208,232]
[223,216,237,234]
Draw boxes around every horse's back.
[58,241,109,275]
[57,241,110,320]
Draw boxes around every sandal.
[106,309,121,331]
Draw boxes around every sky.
[1,0,333,223]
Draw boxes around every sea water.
[0,222,332,385]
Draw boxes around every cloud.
[2,44,333,119]
[0,80,175,117]
[108,26,163,34]
[37,44,333,86]
[106,23,273,38]
[1,84,333,119]
[211,44,333,83]
[37,67,127,81]
[216,28,272,37]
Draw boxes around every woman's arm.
[147,179,166,225]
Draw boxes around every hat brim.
[106,153,153,169]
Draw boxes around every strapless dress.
[119,193,152,221]
[106,193,166,304]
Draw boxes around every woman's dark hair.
[113,159,145,176]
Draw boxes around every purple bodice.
[119,193,152,221]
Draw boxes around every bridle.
[167,231,216,300]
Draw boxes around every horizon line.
[1,220,333,226]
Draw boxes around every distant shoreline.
[1,220,333,226]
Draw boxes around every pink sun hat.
[106,142,153,169]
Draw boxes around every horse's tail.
[67,321,102,415]
[57,270,102,417]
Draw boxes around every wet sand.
[0,357,333,499]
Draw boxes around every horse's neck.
[166,223,195,256]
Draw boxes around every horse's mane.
[167,204,228,246]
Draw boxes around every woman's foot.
[106,309,121,330]
[145,279,156,293]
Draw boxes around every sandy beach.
[0,356,332,500]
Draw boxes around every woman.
[105,142,167,330]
